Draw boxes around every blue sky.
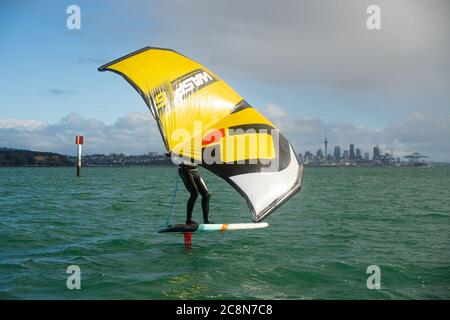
[1,0,449,160]
[0,1,152,123]
[0,0,386,125]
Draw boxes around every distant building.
[304,151,313,163]
[324,130,328,158]
[373,145,381,160]
[355,148,362,160]
[334,146,341,161]
[364,152,370,161]
[343,150,349,160]
[349,144,355,160]
[316,148,323,159]
[298,153,303,162]
[382,152,394,166]
[326,154,333,162]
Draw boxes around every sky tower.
[324,128,328,158]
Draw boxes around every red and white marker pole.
[75,135,84,177]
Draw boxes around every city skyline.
[298,130,432,166]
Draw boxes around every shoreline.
[1,164,448,168]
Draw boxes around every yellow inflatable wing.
[98,47,303,222]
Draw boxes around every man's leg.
[178,167,198,224]
[192,172,211,223]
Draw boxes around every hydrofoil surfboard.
[158,222,268,233]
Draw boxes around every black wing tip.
[97,46,179,72]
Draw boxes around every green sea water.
[0,166,449,299]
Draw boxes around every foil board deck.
[158,222,269,233]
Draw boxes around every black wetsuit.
[178,163,211,224]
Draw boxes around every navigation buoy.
[184,232,192,247]
[75,135,83,177]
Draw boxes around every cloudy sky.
[1,0,449,160]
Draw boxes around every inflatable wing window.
[98,47,303,222]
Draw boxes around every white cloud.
[262,104,450,161]
[0,113,163,156]
[0,118,47,130]
[266,103,287,118]
[1,108,449,161]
